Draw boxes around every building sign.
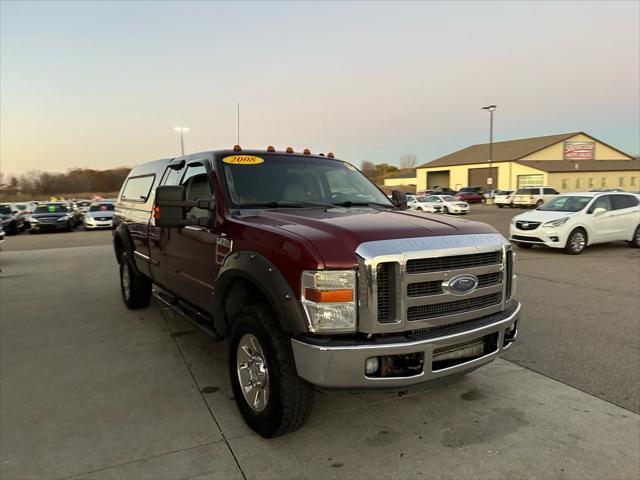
[563,141,595,160]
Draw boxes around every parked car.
[421,195,470,214]
[455,188,484,204]
[0,204,26,235]
[494,190,516,208]
[77,200,92,213]
[83,202,115,229]
[512,186,559,208]
[113,147,519,438]
[29,203,75,233]
[66,201,83,227]
[406,195,442,213]
[429,187,457,196]
[509,192,640,254]
[0,224,5,246]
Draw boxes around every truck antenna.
[236,102,240,145]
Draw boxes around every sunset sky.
[1,1,638,176]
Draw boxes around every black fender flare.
[113,224,143,275]
[211,251,309,337]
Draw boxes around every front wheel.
[497,204,504,208]
[564,228,587,255]
[629,225,640,248]
[229,305,313,438]
[119,253,152,309]
[443,206,449,214]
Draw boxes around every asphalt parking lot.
[1,206,639,480]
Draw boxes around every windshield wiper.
[331,201,394,208]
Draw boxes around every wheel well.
[114,234,124,261]
[216,277,271,337]
[569,226,588,245]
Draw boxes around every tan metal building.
[415,132,639,192]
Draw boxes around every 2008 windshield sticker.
[223,155,264,165]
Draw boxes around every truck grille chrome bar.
[407,293,502,321]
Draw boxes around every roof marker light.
[233,144,242,152]
[327,152,335,158]
[286,147,294,153]
[303,148,311,155]
[267,145,275,152]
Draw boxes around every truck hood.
[240,207,499,268]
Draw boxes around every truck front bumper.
[291,301,520,390]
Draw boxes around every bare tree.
[399,154,417,169]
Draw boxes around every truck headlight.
[543,217,568,228]
[301,270,357,333]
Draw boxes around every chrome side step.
[154,287,221,341]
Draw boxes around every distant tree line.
[0,167,130,196]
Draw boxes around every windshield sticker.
[223,155,264,165]
[48,205,56,212]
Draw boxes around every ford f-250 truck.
[113,147,519,438]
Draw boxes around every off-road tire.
[513,242,533,249]
[629,225,640,248]
[119,252,152,309]
[228,304,314,438]
[564,228,587,255]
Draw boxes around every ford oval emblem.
[444,274,479,295]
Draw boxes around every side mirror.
[592,207,606,216]
[391,190,408,210]
[154,185,216,228]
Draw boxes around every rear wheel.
[497,204,504,208]
[629,225,640,248]
[229,304,313,438]
[536,200,544,207]
[119,253,152,309]
[514,242,533,249]
[564,228,587,255]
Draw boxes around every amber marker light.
[233,144,242,152]
[286,147,294,153]
[267,145,275,152]
[304,288,354,303]
[327,152,335,158]
[303,148,311,155]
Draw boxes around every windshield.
[221,155,393,208]
[0,205,12,214]
[538,196,591,212]
[35,204,68,214]
[89,203,114,212]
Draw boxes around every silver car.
[83,202,115,230]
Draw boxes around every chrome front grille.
[356,234,515,334]
[406,251,501,274]
[407,293,502,321]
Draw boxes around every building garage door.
[468,167,499,188]
[427,171,450,189]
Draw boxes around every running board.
[154,288,221,341]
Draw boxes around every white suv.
[512,187,559,208]
[509,192,640,254]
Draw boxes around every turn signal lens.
[267,145,275,152]
[233,144,242,152]
[153,206,160,219]
[286,147,294,153]
[304,288,353,303]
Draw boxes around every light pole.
[481,105,496,190]
[174,126,190,156]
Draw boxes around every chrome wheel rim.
[121,263,131,300]
[571,232,586,252]
[635,227,640,243]
[236,333,269,412]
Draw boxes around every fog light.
[365,357,379,375]
[550,236,559,242]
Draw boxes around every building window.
[619,177,625,187]
[632,176,637,187]
[600,178,607,187]
[517,174,544,188]
[575,178,581,189]
[588,178,595,188]
[562,179,569,189]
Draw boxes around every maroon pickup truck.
[113,147,520,437]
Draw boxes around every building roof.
[517,159,640,173]
[417,132,582,169]
[387,168,417,179]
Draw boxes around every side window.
[121,175,155,202]
[588,195,612,213]
[544,188,558,195]
[161,167,184,186]
[181,164,213,219]
[611,195,639,210]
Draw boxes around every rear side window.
[121,175,155,202]
[611,195,639,210]
[516,188,537,195]
[543,188,557,194]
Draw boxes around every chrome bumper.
[292,301,520,389]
